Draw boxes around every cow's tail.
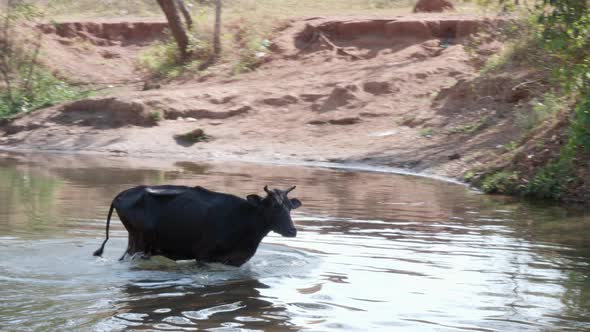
[93,203,115,257]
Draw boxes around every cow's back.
[113,185,186,233]
[153,186,255,260]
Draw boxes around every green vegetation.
[233,37,272,74]
[480,52,510,75]
[447,118,490,135]
[536,1,590,156]
[479,161,573,200]
[466,1,590,201]
[148,111,163,122]
[138,28,273,77]
[138,39,186,78]
[111,0,471,77]
[0,70,88,118]
[504,141,518,151]
[138,7,276,77]
[516,93,564,130]
[174,128,210,143]
[419,127,435,137]
[481,171,521,195]
[526,1,590,200]
[0,2,88,118]
[525,160,574,200]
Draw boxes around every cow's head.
[247,185,302,237]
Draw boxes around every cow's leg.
[126,231,154,260]
[119,213,158,261]
[118,216,135,261]
[119,231,134,261]
[119,216,153,260]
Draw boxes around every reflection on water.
[1,152,590,331]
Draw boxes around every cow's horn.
[285,185,296,194]
[264,185,271,194]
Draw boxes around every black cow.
[93,185,302,266]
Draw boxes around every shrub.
[174,128,210,143]
[0,1,88,117]
[233,36,272,74]
[481,171,520,194]
[148,111,163,122]
[138,39,187,78]
[1,70,87,117]
[516,93,564,130]
[525,160,574,200]
[419,127,435,137]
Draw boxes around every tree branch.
[176,0,193,30]
[213,0,222,58]
[23,28,43,103]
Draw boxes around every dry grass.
[35,0,482,21]
[34,0,487,77]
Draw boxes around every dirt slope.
[1,15,523,178]
[37,19,167,85]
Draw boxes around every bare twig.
[23,29,43,103]
[317,32,362,60]
[512,79,542,91]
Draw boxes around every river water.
[0,153,589,332]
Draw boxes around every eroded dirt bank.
[1,15,526,179]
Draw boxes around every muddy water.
[1,154,590,332]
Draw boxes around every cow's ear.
[247,194,263,206]
[290,198,302,209]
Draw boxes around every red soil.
[1,15,528,179]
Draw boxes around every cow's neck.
[254,212,273,241]
[233,206,272,249]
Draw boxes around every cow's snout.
[282,227,297,238]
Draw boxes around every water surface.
[1,153,590,331]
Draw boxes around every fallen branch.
[512,79,542,91]
[317,32,362,60]
[295,25,362,60]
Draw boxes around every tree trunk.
[176,0,193,30]
[213,0,222,58]
[157,0,190,60]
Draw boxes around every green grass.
[137,22,274,77]
[41,0,479,78]
[148,111,163,122]
[525,160,574,200]
[138,39,189,78]
[463,170,477,182]
[475,162,574,199]
[419,127,435,137]
[0,70,90,118]
[516,93,564,130]
[476,17,550,75]
[503,141,518,151]
[481,171,521,195]
[447,118,490,135]
[480,52,511,75]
